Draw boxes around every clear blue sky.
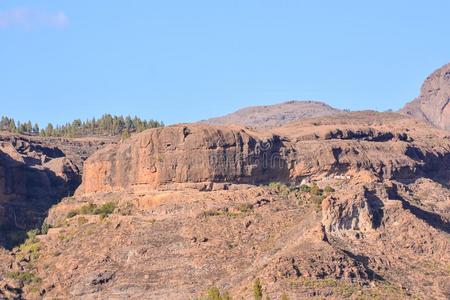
[1,0,449,126]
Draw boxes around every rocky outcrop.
[79,112,450,194]
[0,136,82,248]
[400,63,450,130]
[78,125,290,193]
[201,100,341,128]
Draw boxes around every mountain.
[202,100,341,127]
[2,111,449,299]
[400,63,450,130]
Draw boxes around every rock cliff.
[400,63,450,130]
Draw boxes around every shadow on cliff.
[386,185,450,234]
[0,152,81,249]
[400,146,450,188]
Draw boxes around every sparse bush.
[205,286,232,300]
[67,210,78,218]
[310,184,323,196]
[268,182,290,197]
[94,202,116,218]
[203,209,223,218]
[253,279,263,300]
[300,184,311,193]
[323,186,335,194]
[40,222,51,235]
[237,203,254,213]
[79,203,97,215]
[6,271,41,284]
[67,202,116,219]
[16,230,41,261]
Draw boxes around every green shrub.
[253,279,263,300]
[268,182,290,197]
[300,184,311,193]
[40,222,51,235]
[6,271,41,284]
[17,230,41,260]
[205,286,232,300]
[67,210,78,218]
[94,202,116,218]
[310,184,323,196]
[67,202,116,219]
[79,203,97,214]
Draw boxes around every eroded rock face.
[79,112,450,194]
[79,125,290,193]
[1,111,449,299]
[401,63,450,130]
[0,137,81,248]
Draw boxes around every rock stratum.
[80,111,449,194]
[400,63,450,130]
[1,111,448,299]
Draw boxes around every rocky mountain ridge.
[0,111,446,299]
[1,64,450,299]
[202,100,341,128]
[400,63,450,130]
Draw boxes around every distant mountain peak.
[400,63,450,130]
[201,100,341,128]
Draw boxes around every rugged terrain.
[202,100,341,128]
[1,63,450,299]
[400,63,450,130]
[0,133,115,249]
[1,111,449,299]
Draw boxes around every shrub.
[6,271,41,284]
[94,202,116,218]
[205,286,232,300]
[79,203,97,215]
[67,202,116,219]
[323,186,335,194]
[268,182,290,197]
[253,279,263,300]
[300,184,311,193]
[40,222,51,235]
[67,210,78,218]
[310,184,323,196]
[237,203,254,213]
[17,230,41,260]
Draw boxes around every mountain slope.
[2,112,449,299]
[400,63,450,130]
[202,100,341,127]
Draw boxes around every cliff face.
[2,112,449,299]
[79,125,290,193]
[79,112,450,194]
[400,63,450,130]
[0,133,114,249]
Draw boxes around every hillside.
[201,100,341,128]
[1,111,448,299]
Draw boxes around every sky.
[1,1,450,126]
